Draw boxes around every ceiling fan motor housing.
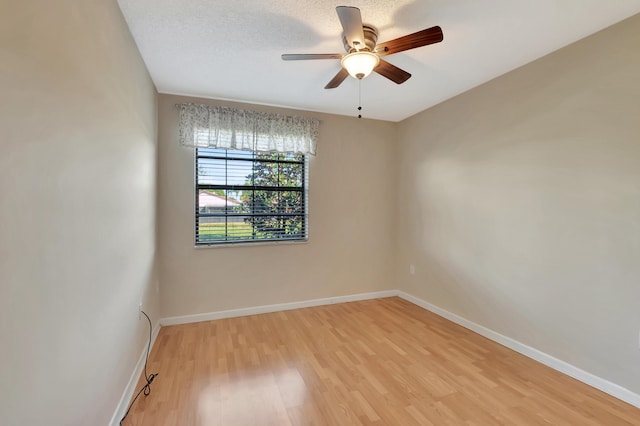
[343,24,379,52]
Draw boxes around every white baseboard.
[109,321,161,426]
[159,290,398,326]
[396,290,640,409]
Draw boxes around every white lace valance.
[177,103,319,155]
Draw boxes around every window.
[195,148,308,245]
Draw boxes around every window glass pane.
[279,163,302,187]
[278,191,303,214]
[251,190,278,215]
[227,160,254,186]
[250,162,279,187]
[226,219,254,240]
[197,147,226,157]
[197,159,226,185]
[225,149,254,160]
[197,216,226,243]
[198,189,241,215]
[282,152,299,161]
[283,216,304,236]
[256,152,281,161]
[225,189,244,214]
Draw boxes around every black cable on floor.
[120,310,158,425]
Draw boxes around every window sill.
[194,238,309,249]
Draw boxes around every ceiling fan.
[282,6,444,89]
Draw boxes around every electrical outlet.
[139,302,142,320]
[409,264,415,275]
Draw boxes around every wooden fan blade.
[282,53,343,61]
[325,68,349,89]
[376,26,443,56]
[336,6,365,50]
[374,59,411,84]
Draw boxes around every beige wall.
[0,1,158,425]
[397,14,640,394]
[158,94,397,317]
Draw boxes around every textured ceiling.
[118,0,640,122]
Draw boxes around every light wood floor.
[124,297,640,425]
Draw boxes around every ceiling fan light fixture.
[341,51,379,80]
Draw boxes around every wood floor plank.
[122,297,640,425]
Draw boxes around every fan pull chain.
[357,78,362,119]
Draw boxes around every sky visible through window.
[197,148,254,201]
